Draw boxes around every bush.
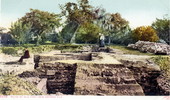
[0,44,82,55]
[0,45,56,55]
[1,47,24,56]
[55,44,82,50]
[132,26,159,42]
[27,45,56,53]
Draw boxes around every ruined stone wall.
[74,63,144,95]
[37,62,77,94]
[34,53,145,95]
[34,53,92,68]
[120,60,161,95]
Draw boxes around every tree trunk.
[70,24,80,43]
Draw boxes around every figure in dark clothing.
[18,49,30,63]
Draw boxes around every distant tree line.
[6,0,170,46]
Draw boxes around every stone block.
[37,78,47,94]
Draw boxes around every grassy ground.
[0,43,82,56]
[110,45,154,56]
[0,73,43,95]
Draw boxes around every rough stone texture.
[37,62,77,94]
[37,78,48,94]
[91,46,111,53]
[157,75,170,95]
[34,53,92,68]
[127,41,170,55]
[74,63,144,95]
[35,52,144,95]
[121,60,161,95]
[18,71,39,78]
[18,71,47,94]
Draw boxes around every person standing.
[99,33,105,47]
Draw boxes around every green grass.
[151,56,170,78]
[0,43,83,56]
[110,45,154,56]
[0,73,43,95]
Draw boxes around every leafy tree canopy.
[76,22,102,43]
[132,26,159,42]
[60,0,94,24]
[152,17,170,44]
[20,9,61,44]
[10,21,31,45]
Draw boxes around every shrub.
[132,26,159,42]
[0,44,82,55]
[1,47,24,56]
[55,44,82,50]
[0,45,56,55]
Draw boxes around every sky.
[0,0,169,30]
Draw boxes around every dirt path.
[0,53,34,75]
[93,52,121,64]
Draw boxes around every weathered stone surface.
[34,53,92,68]
[37,62,77,94]
[91,46,111,53]
[34,52,144,95]
[37,78,47,94]
[18,71,39,78]
[157,75,170,95]
[18,71,47,94]
[74,63,144,95]
[121,60,161,95]
[128,41,170,55]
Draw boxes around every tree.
[10,21,31,45]
[109,13,131,44]
[152,17,170,44]
[60,0,95,43]
[20,9,61,45]
[76,22,102,43]
[132,26,159,42]
[94,10,131,45]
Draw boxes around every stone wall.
[38,62,77,94]
[34,52,145,95]
[120,60,161,95]
[157,75,170,95]
[74,63,144,95]
[34,53,92,68]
